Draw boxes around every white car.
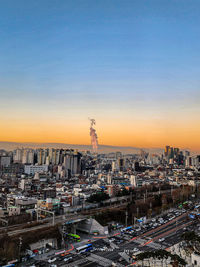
[48,257,57,263]
[133,248,139,252]
[159,238,165,242]
[64,257,73,262]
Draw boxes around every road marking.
[130,212,187,243]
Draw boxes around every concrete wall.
[29,238,57,250]
[77,218,108,235]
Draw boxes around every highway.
[52,211,192,267]
[15,208,196,267]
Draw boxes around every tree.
[136,249,186,266]
[88,192,110,203]
[182,231,200,254]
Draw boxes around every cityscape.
[1,1,200,267]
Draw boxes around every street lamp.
[18,237,22,262]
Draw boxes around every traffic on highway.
[22,207,198,267]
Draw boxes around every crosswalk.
[110,241,119,249]
[87,253,125,267]
[133,238,147,244]
[95,248,114,252]
[87,253,114,267]
[62,258,88,267]
[119,251,131,263]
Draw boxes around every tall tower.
[89,118,98,153]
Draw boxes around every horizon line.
[0,140,194,151]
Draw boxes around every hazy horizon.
[0,141,198,155]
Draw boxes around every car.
[50,265,57,267]
[159,238,165,242]
[64,257,73,262]
[48,258,57,263]
[133,248,139,252]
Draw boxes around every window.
[194,260,197,265]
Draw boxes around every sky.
[0,0,200,150]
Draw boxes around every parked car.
[48,258,57,263]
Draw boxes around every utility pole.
[37,209,39,222]
[125,210,128,227]
[130,191,133,202]
[53,211,55,226]
[149,202,152,219]
[18,237,22,262]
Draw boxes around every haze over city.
[1,0,200,150]
[2,1,200,266]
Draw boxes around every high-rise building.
[13,148,23,163]
[63,152,81,176]
[165,146,170,157]
[22,149,34,164]
[112,161,116,172]
[118,158,124,171]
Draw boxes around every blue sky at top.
[0,0,200,147]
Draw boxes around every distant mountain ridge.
[0,141,164,154]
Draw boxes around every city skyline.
[1,1,200,150]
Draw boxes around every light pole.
[18,237,22,262]
[149,202,152,219]
[62,224,66,249]
[137,207,139,219]
[125,210,128,227]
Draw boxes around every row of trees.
[136,249,186,266]
[181,231,200,256]
[87,191,110,203]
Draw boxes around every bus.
[121,226,133,233]
[66,233,81,242]
[76,244,93,254]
